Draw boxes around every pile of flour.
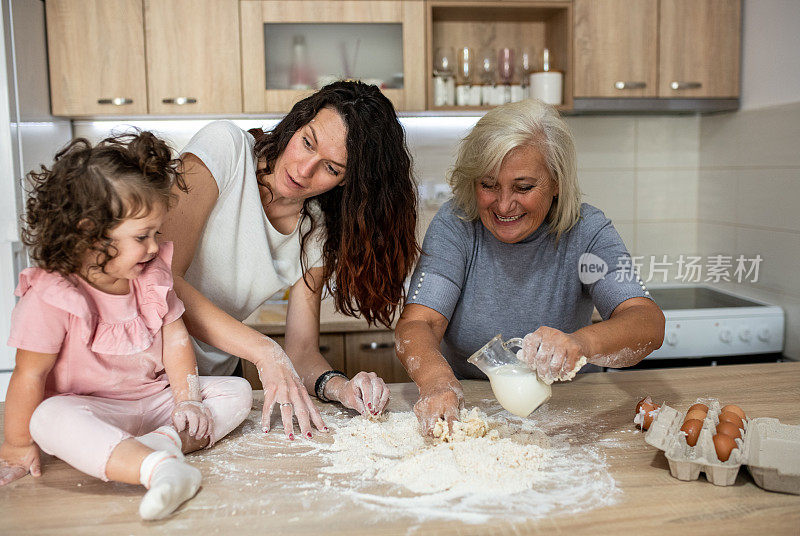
[319,408,547,495]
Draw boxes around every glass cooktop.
[648,287,764,310]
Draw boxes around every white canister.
[509,84,525,102]
[529,71,563,105]
[455,84,470,106]
[468,85,482,106]
[433,75,456,107]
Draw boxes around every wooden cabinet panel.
[573,0,657,98]
[241,334,345,390]
[46,0,147,116]
[345,331,410,384]
[658,0,741,98]
[144,0,242,114]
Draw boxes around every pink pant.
[30,376,252,481]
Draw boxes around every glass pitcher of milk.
[467,334,551,417]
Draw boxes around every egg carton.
[644,401,800,494]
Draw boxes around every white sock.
[138,451,202,520]
[136,426,184,460]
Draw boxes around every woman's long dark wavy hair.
[21,131,186,277]
[250,81,419,327]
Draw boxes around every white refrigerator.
[0,0,72,399]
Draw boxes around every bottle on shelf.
[289,35,313,90]
[479,47,497,106]
[433,47,456,107]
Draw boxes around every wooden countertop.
[245,300,603,335]
[1,362,798,534]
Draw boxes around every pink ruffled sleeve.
[137,242,185,331]
[7,269,69,354]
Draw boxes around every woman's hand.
[522,326,588,384]
[413,376,464,436]
[325,372,391,417]
[171,401,214,440]
[257,340,327,440]
[0,442,41,486]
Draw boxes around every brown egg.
[718,411,744,430]
[635,397,661,430]
[721,404,746,421]
[635,396,660,430]
[685,409,708,422]
[680,418,704,447]
[716,421,742,440]
[713,433,738,462]
[688,403,709,415]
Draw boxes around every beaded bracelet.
[314,370,348,402]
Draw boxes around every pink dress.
[7,242,252,480]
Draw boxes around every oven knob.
[738,328,752,342]
[719,328,732,343]
[757,327,771,342]
[665,331,678,346]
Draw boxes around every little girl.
[0,132,252,520]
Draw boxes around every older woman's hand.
[521,327,588,384]
[413,376,464,436]
[324,371,391,417]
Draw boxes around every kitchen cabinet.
[573,0,741,111]
[427,1,573,111]
[658,0,740,98]
[345,331,411,383]
[574,0,658,98]
[45,0,148,116]
[240,0,426,113]
[241,332,408,390]
[144,0,242,114]
[45,0,241,116]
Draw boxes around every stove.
[646,286,784,359]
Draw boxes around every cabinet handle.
[318,345,330,353]
[670,81,702,90]
[614,81,646,90]
[161,97,197,105]
[97,97,133,105]
[360,341,394,351]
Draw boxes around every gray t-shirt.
[408,201,649,380]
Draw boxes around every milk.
[486,364,552,417]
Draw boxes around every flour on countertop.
[188,399,620,526]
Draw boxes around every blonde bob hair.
[448,99,581,241]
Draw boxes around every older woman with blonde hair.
[395,99,665,434]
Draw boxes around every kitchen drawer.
[345,331,410,384]
[241,334,346,390]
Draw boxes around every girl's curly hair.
[21,131,187,277]
[249,81,420,327]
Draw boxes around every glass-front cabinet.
[241,0,426,112]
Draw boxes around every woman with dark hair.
[161,81,419,440]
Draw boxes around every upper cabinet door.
[659,0,741,98]
[144,0,242,114]
[241,0,425,113]
[46,0,147,116]
[573,0,658,98]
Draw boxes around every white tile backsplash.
[579,170,635,222]
[698,168,738,224]
[636,116,700,169]
[637,169,698,220]
[566,116,636,169]
[737,168,800,232]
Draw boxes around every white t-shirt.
[180,120,324,375]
